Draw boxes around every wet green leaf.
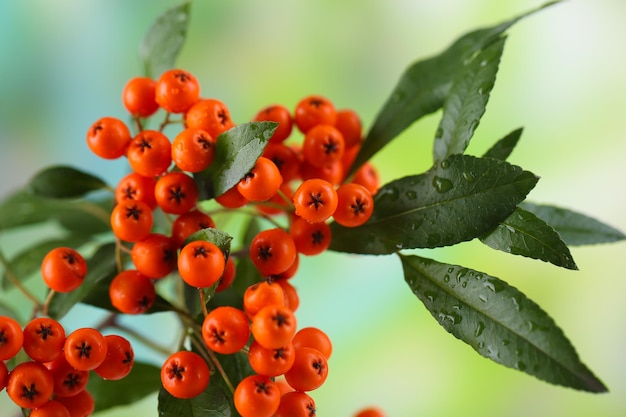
[1,235,91,290]
[400,254,607,392]
[157,383,231,417]
[521,202,626,246]
[349,2,558,175]
[28,165,108,199]
[195,122,277,200]
[480,207,577,269]
[89,362,161,412]
[483,127,523,160]
[433,38,506,162]
[140,2,191,78]
[330,154,538,254]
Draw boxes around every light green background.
[1,1,625,416]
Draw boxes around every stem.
[77,201,111,225]
[94,312,173,357]
[114,238,124,273]
[42,290,56,317]
[134,117,144,133]
[159,112,171,132]
[191,334,235,395]
[0,247,43,310]
[198,288,209,317]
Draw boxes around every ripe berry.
[171,209,216,247]
[64,328,107,371]
[250,304,297,350]
[161,350,210,399]
[154,171,199,215]
[177,240,225,288]
[115,172,157,209]
[293,178,338,223]
[40,247,87,293]
[122,76,159,118]
[284,347,328,391]
[201,306,250,355]
[94,335,134,380]
[131,233,177,279]
[302,124,345,168]
[23,317,66,363]
[335,108,363,147]
[86,117,131,160]
[292,327,333,360]
[253,104,293,143]
[172,128,216,173]
[185,98,234,139]
[45,354,89,398]
[333,183,374,227]
[243,281,285,318]
[126,130,172,177]
[0,315,24,360]
[234,374,280,417]
[354,407,387,417]
[55,388,95,417]
[237,156,283,202]
[249,228,297,276]
[248,340,296,377]
[29,400,71,417]
[109,270,156,315]
[110,200,154,242]
[6,361,54,409]
[155,69,200,114]
[275,391,317,417]
[294,95,337,134]
[290,216,332,255]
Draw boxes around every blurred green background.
[1,0,625,416]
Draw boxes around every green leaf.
[2,235,91,290]
[521,202,626,246]
[195,122,278,200]
[349,2,558,176]
[0,191,110,233]
[330,154,539,254]
[183,227,233,259]
[433,37,506,162]
[157,384,231,417]
[400,254,607,392]
[140,2,191,78]
[28,165,108,199]
[480,207,577,270]
[483,127,523,160]
[89,362,161,412]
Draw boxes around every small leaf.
[483,127,523,160]
[46,243,117,320]
[183,228,233,259]
[330,154,538,254]
[140,2,191,78]
[521,202,626,246]
[400,254,607,392]
[157,384,231,417]
[349,2,558,176]
[480,207,577,269]
[89,362,161,412]
[195,122,278,200]
[28,165,108,199]
[2,235,91,290]
[433,37,506,162]
[0,191,110,232]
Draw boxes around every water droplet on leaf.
[474,321,485,337]
[432,176,453,193]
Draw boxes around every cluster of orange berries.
[0,314,133,417]
[62,67,382,416]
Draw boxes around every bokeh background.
[1,0,625,416]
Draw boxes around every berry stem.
[100,313,173,357]
[42,289,56,317]
[0,247,43,310]
[198,288,209,317]
[190,334,235,395]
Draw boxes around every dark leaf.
[89,362,161,412]
[0,191,110,233]
[433,38,506,162]
[28,165,107,199]
[521,202,626,246]
[157,384,231,417]
[195,122,277,200]
[400,254,607,392]
[46,243,117,320]
[2,235,91,290]
[183,228,233,259]
[480,207,577,269]
[330,154,538,254]
[349,2,558,176]
[483,128,523,160]
[140,2,191,78]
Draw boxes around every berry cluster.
[3,68,385,416]
[0,314,133,417]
